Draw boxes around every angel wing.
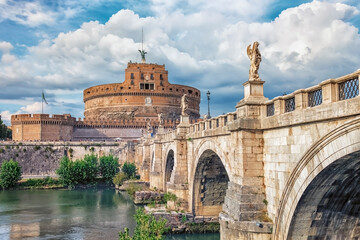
[247,44,252,58]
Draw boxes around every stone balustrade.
[263,70,360,118]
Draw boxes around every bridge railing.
[187,112,237,138]
[264,70,360,117]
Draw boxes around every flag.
[42,91,48,104]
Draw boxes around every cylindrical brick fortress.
[83,63,201,125]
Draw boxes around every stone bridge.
[133,70,360,239]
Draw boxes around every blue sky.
[0,0,360,125]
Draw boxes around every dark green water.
[0,189,219,240]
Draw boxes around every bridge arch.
[190,139,232,216]
[275,117,360,239]
[162,143,176,191]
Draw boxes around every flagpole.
[42,90,43,114]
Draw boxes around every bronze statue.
[139,49,147,63]
[247,41,261,81]
[181,94,188,116]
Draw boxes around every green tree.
[99,155,120,182]
[122,162,137,179]
[56,156,76,186]
[119,207,167,240]
[0,159,22,189]
[56,155,99,186]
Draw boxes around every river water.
[0,189,219,240]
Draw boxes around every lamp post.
[207,90,211,118]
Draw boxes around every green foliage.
[0,159,22,189]
[89,147,95,152]
[125,183,141,197]
[0,119,9,140]
[113,172,128,186]
[22,177,61,188]
[99,155,119,182]
[34,146,41,151]
[0,149,4,154]
[122,162,137,179]
[56,155,99,186]
[163,192,177,203]
[119,207,168,240]
[181,214,187,223]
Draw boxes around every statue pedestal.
[157,126,165,134]
[243,80,265,100]
[179,115,189,125]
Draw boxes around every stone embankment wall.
[0,141,129,177]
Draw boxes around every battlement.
[126,62,166,70]
[11,114,76,125]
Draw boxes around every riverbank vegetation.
[56,154,119,187]
[0,159,21,189]
[0,154,123,190]
[119,207,168,240]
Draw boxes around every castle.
[11,61,201,141]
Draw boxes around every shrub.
[99,155,119,182]
[119,207,168,240]
[113,172,128,186]
[0,149,4,153]
[122,162,137,179]
[0,159,22,189]
[23,177,60,187]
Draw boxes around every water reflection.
[0,189,136,240]
[0,190,219,240]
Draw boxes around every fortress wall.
[0,142,128,177]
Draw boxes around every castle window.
[195,92,198,96]
[131,73,134,79]
[140,83,145,89]
[151,74,154,80]
[128,87,131,89]
[106,88,109,91]
[170,88,172,91]
[150,84,154,90]
[131,79,134,85]
[176,89,179,92]
[141,73,144,80]
[87,91,90,94]
[160,74,163,80]
[120,87,123,90]
[188,90,193,94]
[162,88,165,91]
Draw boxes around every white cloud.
[0,41,13,53]
[20,102,43,113]
[0,0,57,26]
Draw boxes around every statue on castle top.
[247,41,262,81]
[158,112,164,126]
[139,49,147,63]
[181,94,188,116]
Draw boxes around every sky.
[0,0,360,125]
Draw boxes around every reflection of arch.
[164,149,175,191]
[275,117,360,239]
[192,149,230,216]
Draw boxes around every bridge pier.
[220,181,272,240]
[149,138,164,191]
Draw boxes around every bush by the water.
[119,207,168,240]
[113,172,128,186]
[112,162,137,187]
[122,162,137,179]
[0,159,22,189]
[56,154,99,186]
[99,155,120,182]
[21,177,61,188]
